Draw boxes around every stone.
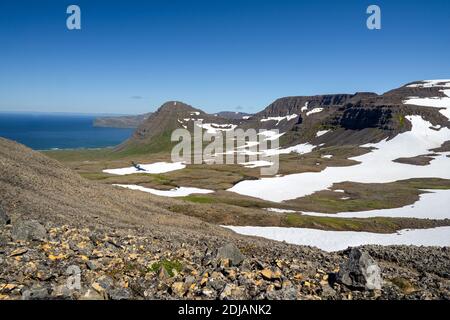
[51,284,75,299]
[92,275,114,294]
[337,248,382,290]
[216,243,245,266]
[219,284,246,300]
[22,286,49,300]
[171,282,186,297]
[0,208,11,225]
[80,288,105,300]
[157,265,171,279]
[109,288,132,300]
[260,268,282,281]
[11,220,47,242]
[86,260,99,270]
[9,248,28,257]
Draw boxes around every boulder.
[0,208,11,225]
[22,286,49,300]
[11,219,47,242]
[337,248,382,290]
[216,243,245,266]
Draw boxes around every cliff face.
[115,80,450,152]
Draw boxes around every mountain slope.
[116,101,244,154]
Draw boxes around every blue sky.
[0,0,449,114]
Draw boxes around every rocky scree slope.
[0,138,449,300]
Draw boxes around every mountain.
[94,111,252,128]
[116,80,450,154]
[242,80,450,146]
[116,101,244,153]
[93,112,152,128]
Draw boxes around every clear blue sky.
[0,0,449,114]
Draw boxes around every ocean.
[0,112,134,150]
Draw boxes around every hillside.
[1,137,449,300]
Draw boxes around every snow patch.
[228,115,450,202]
[265,208,297,213]
[302,189,450,219]
[316,130,330,137]
[196,123,237,134]
[260,114,298,125]
[224,226,450,252]
[103,162,186,175]
[114,184,213,197]
[306,108,323,116]
[403,89,450,120]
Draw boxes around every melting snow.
[113,184,213,197]
[260,114,298,125]
[403,88,450,120]
[406,79,450,88]
[301,102,309,112]
[103,162,186,175]
[258,130,285,141]
[224,225,450,252]
[301,189,450,219]
[316,130,330,137]
[196,123,237,134]
[306,108,323,116]
[228,115,450,202]
[265,208,297,213]
[241,160,274,168]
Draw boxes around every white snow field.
[404,79,450,119]
[113,184,213,197]
[406,79,450,88]
[224,225,450,252]
[228,115,450,202]
[103,161,186,175]
[301,189,450,219]
[404,89,450,120]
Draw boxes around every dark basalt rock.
[0,207,11,225]
[337,248,382,291]
[216,243,246,266]
[11,219,47,242]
